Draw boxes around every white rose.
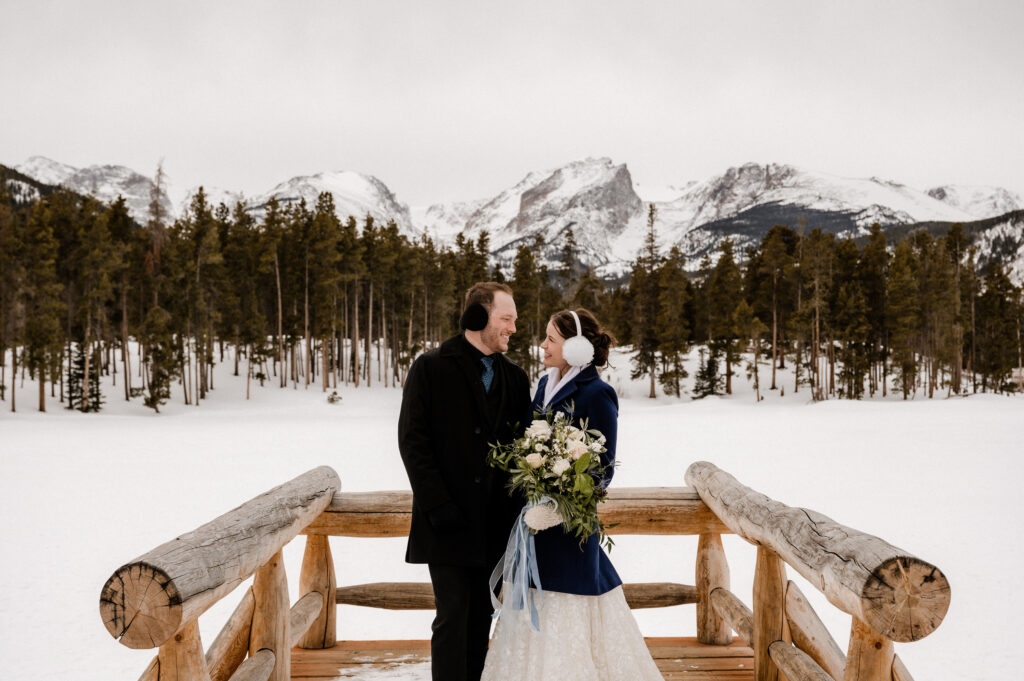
[551,458,571,476]
[570,445,587,460]
[534,443,546,452]
[525,452,545,468]
[525,419,552,439]
[567,428,585,444]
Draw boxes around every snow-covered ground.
[0,346,1020,680]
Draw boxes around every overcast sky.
[3,0,1022,207]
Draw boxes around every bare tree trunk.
[10,347,15,412]
[275,253,285,388]
[353,283,360,388]
[365,280,373,388]
[83,310,92,412]
[380,293,387,387]
[770,287,778,390]
[304,259,310,389]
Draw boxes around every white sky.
[2,0,1022,207]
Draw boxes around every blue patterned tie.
[480,356,494,394]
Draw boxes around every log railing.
[685,461,951,681]
[99,467,340,681]
[100,462,949,681]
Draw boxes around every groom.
[398,282,531,681]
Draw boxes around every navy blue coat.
[529,365,623,596]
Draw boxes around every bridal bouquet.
[488,408,614,550]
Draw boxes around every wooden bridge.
[99,463,949,681]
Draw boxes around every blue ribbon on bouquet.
[488,496,556,632]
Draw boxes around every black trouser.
[427,562,494,681]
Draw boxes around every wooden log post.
[250,551,290,681]
[100,467,340,650]
[697,533,732,644]
[298,535,336,649]
[156,620,211,681]
[686,462,950,642]
[785,580,846,681]
[844,617,894,681]
[754,547,787,681]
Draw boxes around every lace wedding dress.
[480,584,663,680]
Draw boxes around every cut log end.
[862,556,950,642]
[100,562,183,649]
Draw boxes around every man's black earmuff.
[459,302,489,331]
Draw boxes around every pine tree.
[886,239,920,398]
[655,246,690,396]
[22,200,65,411]
[705,239,743,394]
[755,226,798,391]
[631,204,662,398]
[67,342,102,411]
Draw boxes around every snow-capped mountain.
[15,156,173,224]
[418,158,646,274]
[248,171,413,232]
[926,185,1024,219]
[15,156,77,186]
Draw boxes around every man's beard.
[480,325,504,353]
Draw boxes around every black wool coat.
[398,334,531,567]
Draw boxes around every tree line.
[0,166,597,413]
[1,170,1021,414]
[605,206,1023,400]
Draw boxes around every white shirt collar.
[542,365,584,408]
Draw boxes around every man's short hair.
[464,282,513,312]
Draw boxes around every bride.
[481,308,663,680]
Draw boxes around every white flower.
[567,428,585,444]
[570,445,587,460]
[525,452,545,468]
[534,443,546,452]
[525,419,552,439]
[551,458,571,476]
[524,502,562,531]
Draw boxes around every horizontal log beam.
[785,580,846,681]
[769,641,835,681]
[335,581,699,610]
[288,592,324,648]
[228,649,275,681]
[303,487,730,537]
[709,587,754,645]
[686,462,949,642]
[100,467,341,649]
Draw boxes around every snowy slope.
[0,345,1020,681]
[927,184,1024,219]
[973,212,1024,284]
[15,155,77,186]
[657,163,977,238]
[248,171,414,233]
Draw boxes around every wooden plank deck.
[291,637,754,679]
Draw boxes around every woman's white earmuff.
[561,310,594,367]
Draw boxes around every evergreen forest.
[1,167,1021,414]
